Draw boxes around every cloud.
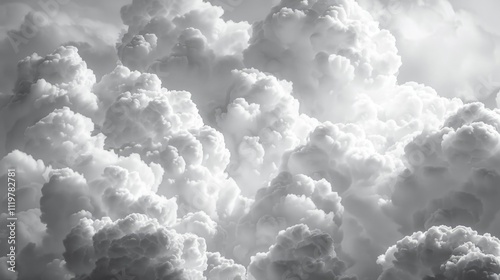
[232,172,344,265]
[17,243,72,280]
[208,0,281,23]
[24,107,104,167]
[206,252,247,280]
[413,191,484,230]
[383,102,500,238]
[23,106,183,228]
[40,168,98,252]
[216,68,317,196]
[282,121,398,193]
[0,150,49,211]
[174,211,219,249]
[98,67,203,147]
[248,224,356,280]
[117,0,251,121]
[64,213,208,280]
[377,225,500,280]
[358,0,500,104]
[96,165,178,227]
[23,106,163,191]
[0,1,500,280]
[94,65,249,221]
[0,0,124,97]
[0,46,98,156]
[244,0,401,122]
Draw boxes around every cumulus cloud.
[248,224,355,280]
[377,225,500,280]
[0,0,124,96]
[206,252,247,280]
[98,66,246,219]
[283,121,397,193]
[231,172,344,265]
[216,68,317,196]
[383,102,500,238]
[23,106,163,192]
[1,0,500,280]
[0,46,98,156]
[40,168,98,252]
[244,0,401,122]
[66,214,208,280]
[98,67,203,147]
[0,150,49,211]
[117,0,251,120]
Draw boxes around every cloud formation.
[117,0,251,120]
[377,225,500,280]
[383,102,500,238]
[1,0,500,280]
[248,224,355,280]
[358,0,500,104]
[244,0,401,122]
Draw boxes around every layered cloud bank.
[1,0,500,280]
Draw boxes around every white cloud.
[216,68,316,196]
[64,213,209,280]
[0,1,499,279]
[232,172,344,265]
[248,224,355,280]
[358,0,500,104]
[377,225,500,280]
[117,0,251,120]
[244,0,401,122]
[0,0,124,96]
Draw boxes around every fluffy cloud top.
[1,46,98,155]
[377,225,500,280]
[117,0,251,120]
[248,224,355,280]
[216,68,316,196]
[66,214,208,280]
[244,0,401,121]
[384,102,500,237]
[1,1,500,280]
[232,172,344,265]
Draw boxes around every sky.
[0,0,500,280]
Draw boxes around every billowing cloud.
[383,102,500,237]
[377,225,500,280]
[23,106,163,193]
[248,224,356,280]
[244,0,401,122]
[40,168,98,252]
[282,121,398,193]
[216,68,317,196]
[0,0,499,280]
[0,150,49,211]
[117,0,251,120]
[206,252,247,280]
[96,65,246,220]
[66,214,209,280]
[232,172,344,265]
[0,46,98,156]
[0,0,123,105]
